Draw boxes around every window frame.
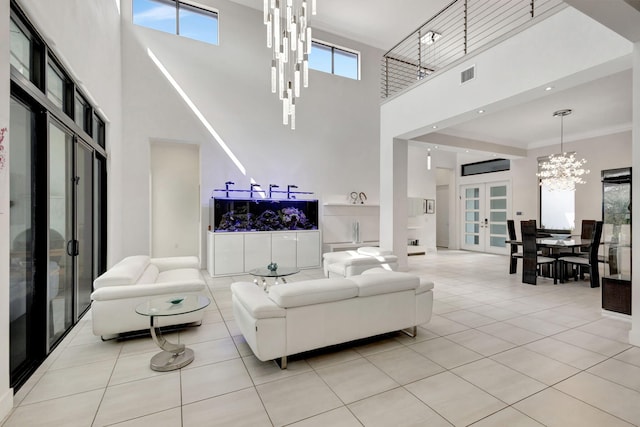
[132,0,219,45]
[310,39,361,80]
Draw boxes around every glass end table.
[248,266,300,291]
[135,294,210,371]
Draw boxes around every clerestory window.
[133,0,219,45]
[309,40,360,80]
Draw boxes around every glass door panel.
[461,182,509,255]
[76,141,94,316]
[9,98,35,379]
[462,186,481,250]
[487,183,508,254]
[48,121,74,348]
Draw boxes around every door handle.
[66,239,79,256]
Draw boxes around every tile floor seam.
[549,383,640,427]
[400,379,458,426]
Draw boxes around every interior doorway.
[150,141,200,258]
[436,168,453,248]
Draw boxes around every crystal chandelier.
[537,109,589,191]
[264,0,316,130]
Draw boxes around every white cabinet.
[272,232,297,266]
[208,230,320,276]
[297,232,320,268]
[244,233,272,271]
[213,233,244,275]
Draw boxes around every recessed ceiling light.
[434,146,439,149]
[477,109,485,114]
[420,31,441,45]
[465,150,469,153]
[545,86,554,91]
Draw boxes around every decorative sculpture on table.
[267,262,278,272]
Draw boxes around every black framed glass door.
[9,97,39,384]
[47,120,74,348]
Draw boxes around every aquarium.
[211,198,319,232]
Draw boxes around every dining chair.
[507,219,522,274]
[578,219,597,257]
[521,220,557,285]
[561,221,603,288]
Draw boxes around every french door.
[461,181,510,255]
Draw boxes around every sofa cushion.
[350,271,419,297]
[156,268,203,284]
[231,282,286,319]
[357,247,392,256]
[137,264,160,285]
[268,278,358,308]
[93,255,150,289]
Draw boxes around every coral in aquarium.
[217,210,255,231]
[280,207,314,230]
[216,206,317,231]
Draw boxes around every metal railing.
[381,0,563,99]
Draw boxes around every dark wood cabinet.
[602,275,631,315]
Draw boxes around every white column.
[380,131,408,270]
[630,40,640,346]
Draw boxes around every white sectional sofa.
[322,247,399,277]
[90,255,206,338]
[231,268,433,368]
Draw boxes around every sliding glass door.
[9,98,38,384]
[10,3,108,389]
[48,121,74,347]
[48,121,95,348]
[76,141,94,316]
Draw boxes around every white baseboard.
[0,387,14,424]
[629,328,640,347]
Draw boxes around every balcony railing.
[381,0,563,99]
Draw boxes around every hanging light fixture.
[265,0,316,130]
[537,109,589,191]
[427,148,432,170]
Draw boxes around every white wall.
[119,0,383,264]
[0,0,13,420]
[510,131,632,229]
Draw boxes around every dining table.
[506,236,590,283]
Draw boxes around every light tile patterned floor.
[3,250,639,426]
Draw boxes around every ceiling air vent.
[461,65,475,84]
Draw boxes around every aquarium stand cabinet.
[207,230,321,276]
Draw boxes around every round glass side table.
[248,266,300,291]
[135,294,210,371]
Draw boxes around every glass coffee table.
[248,266,300,291]
[135,294,210,371]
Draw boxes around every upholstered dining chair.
[521,220,557,285]
[507,219,522,274]
[561,220,603,288]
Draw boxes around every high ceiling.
[231,0,635,158]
